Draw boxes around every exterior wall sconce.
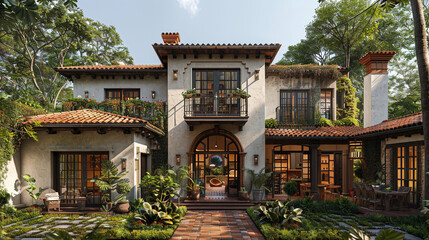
[84,91,89,98]
[254,154,259,165]
[176,154,181,165]
[255,69,259,81]
[151,91,156,99]
[121,158,127,171]
[173,70,178,80]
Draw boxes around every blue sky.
[77,0,319,65]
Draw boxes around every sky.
[77,0,320,65]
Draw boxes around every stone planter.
[76,197,86,211]
[189,190,200,200]
[252,189,265,201]
[115,202,130,213]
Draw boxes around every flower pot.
[115,202,130,213]
[239,191,249,200]
[189,190,200,200]
[252,189,265,201]
[76,197,86,211]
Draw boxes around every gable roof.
[265,112,423,139]
[55,65,166,78]
[25,109,164,136]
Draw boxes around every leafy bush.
[246,168,272,191]
[181,89,197,98]
[126,201,185,227]
[290,197,358,215]
[339,117,359,126]
[232,89,251,98]
[265,118,278,128]
[319,118,333,127]
[140,173,178,203]
[0,189,11,207]
[254,200,304,227]
[95,161,131,204]
[283,181,298,200]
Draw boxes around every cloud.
[176,0,200,16]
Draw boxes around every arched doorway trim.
[188,128,244,154]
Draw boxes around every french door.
[54,152,109,207]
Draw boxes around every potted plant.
[166,166,191,203]
[246,168,272,201]
[95,161,131,213]
[187,178,203,200]
[238,187,249,200]
[181,89,199,98]
[231,89,251,98]
[283,181,298,200]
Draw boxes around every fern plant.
[95,161,131,204]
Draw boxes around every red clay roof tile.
[355,111,422,136]
[24,109,164,135]
[56,65,164,70]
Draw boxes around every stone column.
[358,51,395,128]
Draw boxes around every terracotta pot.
[115,202,130,213]
[239,191,249,200]
[189,190,200,200]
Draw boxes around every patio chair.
[40,190,61,212]
[394,186,411,210]
[365,185,382,210]
[356,183,366,207]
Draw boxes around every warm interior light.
[254,154,259,165]
[173,70,178,80]
[176,154,181,165]
[121,158,127,171]
[151,91,156,99]
[255,70,259,80]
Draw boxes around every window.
[105,89,140,100]
[193,69,240,95]
[320,89,333,120]
[279,90,310,124]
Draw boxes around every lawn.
[247,197,427,240]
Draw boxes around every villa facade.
[5,33,427,208]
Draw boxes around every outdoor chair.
[355,183,366,207]
[40,191,61,212]
[393,186,411,210]
[365,185,382,210]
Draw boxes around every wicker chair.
[40,191,60,212]
[366,184,382,210]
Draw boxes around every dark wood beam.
[71,128,81,134]
[183,54,186,59]
[155,73,159,79]
[123,128,131,134]
[75,75,81,79]
[139,74,144,79]
[47,128,57,134]
[97,128,107,134]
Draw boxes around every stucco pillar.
[310,144,319,199]
[359,51,395,128]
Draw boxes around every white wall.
[364,73,388,127]
[166,54,266,189]
[72,73,167,102]
[265,75,337,120]
[3,151,22,206]
[18,130,150,206]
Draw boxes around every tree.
[380,0,429,202]
[0,1,133,110]
[277,38,333,65]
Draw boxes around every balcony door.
[192,69,240,116]
[279,90,310,124]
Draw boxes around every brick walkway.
[171,210,264,240]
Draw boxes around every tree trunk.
[410,0,429,202]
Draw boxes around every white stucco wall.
[265,75,337,120]
[166,54,266,189]
[364,73,388,127]
[3,151,22,206]
[72,73,167,102]
[18,130,150,206]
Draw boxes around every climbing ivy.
[0,94,44,185]
[337,76,359,120]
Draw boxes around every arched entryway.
[188,129,244,198]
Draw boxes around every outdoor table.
[317,184,327,201]
[326,185,341,194]
[374,189,408,211]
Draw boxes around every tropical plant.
[345,227,405,240]
[283,181,298,200]
[254,200,304,227]
[0,189,10,207]
[140,173,178,202]
[232,88,251,98]
[181,89,197,98]
[186,177,203,192]
[265,118,278,128]
[130,198,145,212]
[245,168,272,191]
[95,161,131,204]
[126,200,182,226]
[22,174,45,201]
[319,118,333,126]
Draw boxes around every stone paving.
[171,210,264,240]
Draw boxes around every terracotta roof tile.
[24,109,164,135]
[153,43,281,47]
[355,111,422,136]
[56,65,164,70]
[265,126,362,138]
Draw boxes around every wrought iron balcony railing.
[184,94,248,118]
[276,105,315,126]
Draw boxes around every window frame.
[104,88,140,100]
[320,88,333,120]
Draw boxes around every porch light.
[152,91,156,99]
[121,158,127,171]
[173,70,178,80]
[176,154,181,165]
[255,69,259,80]
[84,91,89,98]
[254,154,259,165]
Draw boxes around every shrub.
[265,118,278,128]
[126,200,185,227]
[0,189,11,207]
[254,200,304,227]
[140,173,178,203]
[338,117,359,126]
[319,118,333,127]
[283,181,298,200]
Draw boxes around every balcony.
[276,106,316,128]
[184,94,248,130]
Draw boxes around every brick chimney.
[359,51,396,128]
[161,32,180,44]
